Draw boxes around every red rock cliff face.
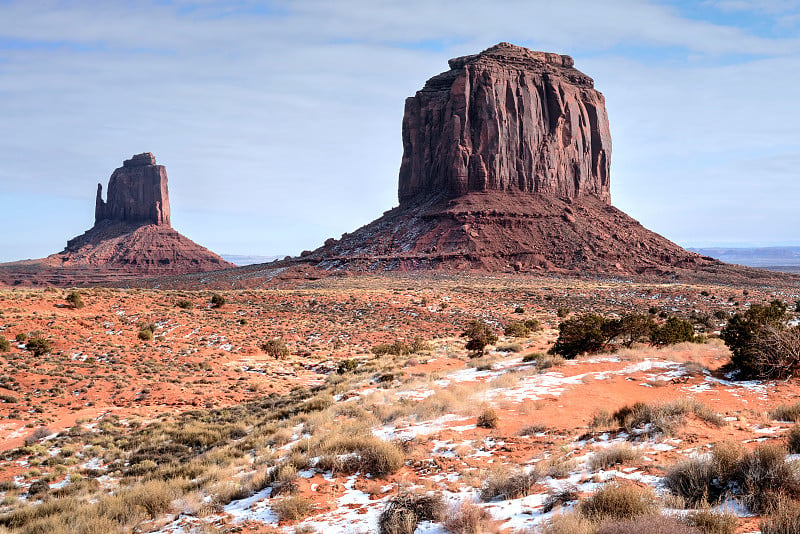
[95,152,171,226]
[398,42,611,206]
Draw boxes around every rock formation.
[95,152,170,226]
[297,43,764,282]
[0,153,233,286]
[399,42,610,205]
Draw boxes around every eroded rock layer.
[399,42,611,206]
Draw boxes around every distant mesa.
[0,153,233,286]
[295,42,775,282]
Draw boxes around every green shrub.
[337,359,358,374]
[372,340,412,356]
[524,318,541,331]
[721,300,788,378]
[175,299,193,309]
[261,339,290,359]
[15,333,27,342]
[651,317,696,346]
[580,482,657,521]
[210,293,226,308]
[504,322,530,338]
[477,407,499,429]
[25,337,52,356]
[137,328,154,341]
[65,291,84,309]
[378,492,445,534]
[462,320,498,355]
[0,337,10,352]
[549,314,613,358]
[614,313,656,347]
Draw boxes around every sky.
[1,0,800,262]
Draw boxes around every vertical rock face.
[398,42,611,206]
[95,152,171,226]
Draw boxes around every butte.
[294,43,778,283]
[0,153,233,286]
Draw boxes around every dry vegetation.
[0,275,799,532]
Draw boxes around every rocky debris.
[95,152,170,226]
[399,42,611,206]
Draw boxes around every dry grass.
[772,403,800,422]
[271,495,313,522]
[589,443,641,470]
[595,515,698,534]
[580,482,658,521]
[443,500,496,534]
[761,497,800,534]
[541,512,597,534]
[686,509,737,534]
[480,468,537,501]
[378,492,446,534]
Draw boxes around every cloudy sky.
[1,0,799,262]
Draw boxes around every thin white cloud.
[1,0,800,261]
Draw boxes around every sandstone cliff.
[398,42,611,206]
[95,152,170,226]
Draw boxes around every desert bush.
[773,403,800,422]
[524,318,541,331]
[25,337,52,356]
[614,313,657,347]
[65,291,84,309]
[0,337,9,352]
[686,509,737,534]
[542,512,596,534]
[337,359,358,374]
[651,317,696,346]
[175,299,193,309]
[443,500,495,534]
[549,314,614,358]
[378,492,446,534]
[480,468,537,501]
[410,337,431,353]
[476,407,499,429]
[24,427,52,445]
[272,495,313,522]
[372,340,412,356]
[788,425,800,453]
[721,300,789,378]
[761,497,800,534]
[462,320,498,355]
[542,487,580,513]
[580,482,658,521]
[319,436,404,477]
[589,443,641,470]
[210,293,226,308]
[261,339,290,359]
[557,307,570,318]
[611,399,722,437]
[15,333,27,342]
[596,515,698,534]
[137,328,154,341]
[503,322,530,338]
[665,442,800,513]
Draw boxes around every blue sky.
[1,0,799,262]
